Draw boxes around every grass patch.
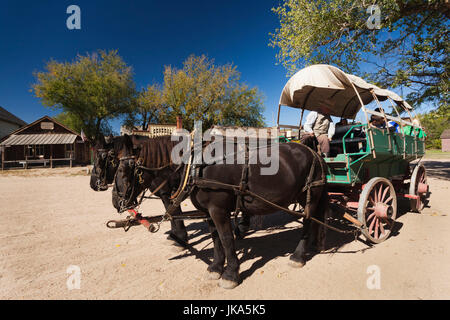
[424,149,450,159]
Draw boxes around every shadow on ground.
[168,210,374,282]
[418,160,450,181]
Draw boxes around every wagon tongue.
[106,210,164,232]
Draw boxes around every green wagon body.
[325,124,426,186]
[277,65,430,243]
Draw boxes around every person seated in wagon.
[302,105,335,158]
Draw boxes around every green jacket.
[403,126,426,139]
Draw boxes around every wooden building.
[441,129,450,152]
[0,116,88,169]
[0,106,27,140]
[120,123,177,138]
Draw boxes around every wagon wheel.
[409,164,429,213]
[358,177,397,244]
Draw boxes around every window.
[25,145,45,158]
[65,144,73,159]
[25,145,33,157]
[35,145,44,157]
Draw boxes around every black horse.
[90,134,149,191]
[112,135,330,289]
[90,134,188,245]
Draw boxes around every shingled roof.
[440,129,450,139]
[0,106,27,127]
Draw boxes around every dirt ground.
[0,160,449,300]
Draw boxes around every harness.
[114,155,184,213]
[115,142,356,236]
[93,148,117,190]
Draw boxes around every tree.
[53,111,83,133]
[123,84,167,131]
[32,50,136,140]
[53,111,114,136]
[418,104,450,149]
[270,0,449,109]
[162,55,265,131]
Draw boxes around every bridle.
[114,155,182,213]
[93,148,118,190]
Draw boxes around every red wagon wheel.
[409,164,429,212]
[358,177,397,244]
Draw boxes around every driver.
[302,105,335,157]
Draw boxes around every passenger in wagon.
[302,105,335,157]
[369,108,386,129]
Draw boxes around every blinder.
[93,147,119,190]
[114,155,142,212]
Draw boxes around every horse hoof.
[288,260,306,269]
[219,279,239,289]
[205,271,221,280]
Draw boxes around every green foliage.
[270,0,449,109]
[53,111,83,133]
[161,55,265,131]
[32,50,136,140]
[418,104,450,149]
[123,84,167,131]
[53,111,114,136]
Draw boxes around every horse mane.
[112,136,129,154]
[139,136,177,169]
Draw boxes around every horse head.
[90,134,117,191]
[111,134,145,212]
[111,135,176,213]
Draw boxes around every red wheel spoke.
[379,221,386,235]
[369,215,376,235]
[381,185,389,203]
[374,218,379,239]
[385,196,393,204]
[367,212,376,222]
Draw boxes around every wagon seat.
[329,124,366,158]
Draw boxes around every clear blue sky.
[0,0,298,133]
[0,0,426,134]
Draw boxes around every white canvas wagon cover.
[279,64,412,119]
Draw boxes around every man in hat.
[302,105,335,157]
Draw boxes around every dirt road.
[0,160,449,300]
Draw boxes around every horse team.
[90,133,330,289]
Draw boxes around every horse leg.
[209,206,240,289]
[160,195,188,248]
[289,187,329,267]
[234,212,251,239]
[206,219,225,280]
[289,218,311,268]
[309,187,330,252]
